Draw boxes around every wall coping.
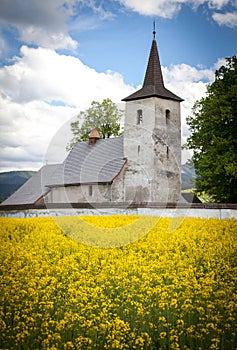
[1,202,237,211]
[0,203,237,219]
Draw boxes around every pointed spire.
[122,26,183,102]
[142,36,164,90]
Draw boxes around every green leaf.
[185,56,237,203]
[67,99,124,149]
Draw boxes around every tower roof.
[122,38,183,102]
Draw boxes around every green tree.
[67,98,123,150]
[186,56,237,203]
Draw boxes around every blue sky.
[0,0,236,171]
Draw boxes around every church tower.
[122,29,183,203]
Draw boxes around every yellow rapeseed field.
[0,216,236,350]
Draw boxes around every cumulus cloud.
[208,0,230,10]
[20,27,78,50]
[0,0,70,29]
[212,11,237,27]
[0,94,76,170]
[0,0,78,49]
[117,0,237,25]
[0,0,113,50]
[0,46,133,171]
[162,62,214,163]
[163,63,214,114]
[0,46,132,106]
[118,0,182,18]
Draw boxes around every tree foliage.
[67,98,123,150]
[186,56,237,203]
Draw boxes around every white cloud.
[0,0,77,49]
[0,36,5,58]
[0,46,133,171]
[0,0,113,50]
[163,63,214,122]
[117,0,237,25]
[19,27,78,50]
[0,95,76,171]
[208,0,230,10]
[0,0,71,29]
[214,57,229,69]
[163,63,214,83]
[118,0,183,18]
[162,62,214,162]
[0,46,132,106]
[212,11,237,27]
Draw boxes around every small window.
[166,109,170,125]
[89,185,93,196]
[138,145,140,154]
[137,109,143,125]
[167,146,169,159]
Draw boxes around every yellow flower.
[0,216,236,350]
[159,331,167,339]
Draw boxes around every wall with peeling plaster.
[123,96,181,203]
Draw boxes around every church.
[2,30,183,207]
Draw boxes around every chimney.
[89,128,100,145]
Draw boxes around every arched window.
[166,109,170,125]
[137,109,143,125]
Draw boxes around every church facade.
[2,33,183,207]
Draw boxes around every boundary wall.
[0,205,237,219]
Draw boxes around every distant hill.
[0,164,196,203]
[181,163,196,190]
[0,171,36,203]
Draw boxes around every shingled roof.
[1,137,126,206]
[47,136,126,186]
[122,38,183,102]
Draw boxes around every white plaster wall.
[46,168,126,204]
[1,208,237,219]
[110,168,126,202]
[123,97,181,203]
[50,184,111,203]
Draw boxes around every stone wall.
[123,97,181,203]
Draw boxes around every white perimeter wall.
[0,208,236,219]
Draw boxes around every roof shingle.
[57,136,126,186]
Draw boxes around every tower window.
[89,185,93,196]
[138,145,140,154]
[166,109,170,125]
[167,146,169,159]
[137,109,143,125]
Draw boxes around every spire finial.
[153,20,156,39]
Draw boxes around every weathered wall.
[123,97,181,203]
[44,168,126,204]
[1,207,237,219]
[48,184,110,203]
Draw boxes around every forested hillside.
[0,171,35,202]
